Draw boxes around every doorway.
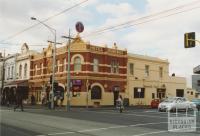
[157,89,166,99]
[113,86,120,106]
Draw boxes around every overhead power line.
[0,0,89,43]
[86,6,200,38]
[83,0,200,38]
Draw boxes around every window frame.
[93,58,99,72]
[133,87,145,98]
[129,63,134,75]
[24,63,27,78]
[145,65,149,77]
[74,57,82,72]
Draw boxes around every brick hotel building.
[29,35,127,106]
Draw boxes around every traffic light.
[53,82,58,93]
[184,32,195,48]
[50,75,52,84]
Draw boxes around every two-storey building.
[29,36,127,106]
[127,53,186,105]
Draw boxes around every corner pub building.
[29,35,127,106]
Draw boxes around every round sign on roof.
[75,22,84,33]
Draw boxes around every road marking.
[48,132,75,135]
[132,130,168,136]
[132,127,200,136]
[36,122,167,136]
[81,110,168,118]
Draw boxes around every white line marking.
[132,130,168,136]
[47,132,74,135]
[36,122,167,136]
[129,122,167,127]
[82,110,167,118]
[132,127,200,136]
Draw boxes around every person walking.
[14,93,24,112]
[31,94,35,105]
[116,95,124,113]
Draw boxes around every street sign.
[75,22,84,33]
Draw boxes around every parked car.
[158,97,196,112]
[191,98,200,110]
[151,99,160,108]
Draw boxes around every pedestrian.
[14,93,24,112]
[31,94,35,105]
[116,95,124,113]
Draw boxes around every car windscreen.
[192,99,200,102]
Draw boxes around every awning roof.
[194,65,200,74]
[4,80,28,88]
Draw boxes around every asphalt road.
[0,106,200,136]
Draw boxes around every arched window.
[8,67,10,78]
[19,65,22,78]
[24,63,27,78]
[91,86,102,99]
[11,66,14,79]
[74,57,81,71]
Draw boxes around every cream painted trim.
[30,76,126,82]
[58,83,65,89]
[91,83,105,92]
[128,57,169,64]
[71,54,84,64]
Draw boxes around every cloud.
[97,2,137,17]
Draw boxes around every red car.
[151,99,160,108]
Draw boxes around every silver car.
[158,97,196,112]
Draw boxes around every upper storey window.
[24,63,27,78]
[93,58,99,72]
[74,57,81,71]
[19,65,22,78]
[111,60,119,74]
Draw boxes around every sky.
[0,0,200,87]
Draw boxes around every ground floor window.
[152,93,155,99]
[176,89,184,97]
[91,86,102,99]
[133,87,145,98]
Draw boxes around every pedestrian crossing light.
[184,32,195,48]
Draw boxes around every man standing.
[14,92,24,111]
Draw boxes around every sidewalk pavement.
[1,104,152,110]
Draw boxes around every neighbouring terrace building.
[2,43,38,105]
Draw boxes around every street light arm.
[31,17,56,35]
[30,16,56,109]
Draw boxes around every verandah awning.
[4,80,28,88]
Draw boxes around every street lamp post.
[31,17,56,109]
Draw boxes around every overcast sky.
[0,0,200,87]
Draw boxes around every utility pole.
[62,29,74,111]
